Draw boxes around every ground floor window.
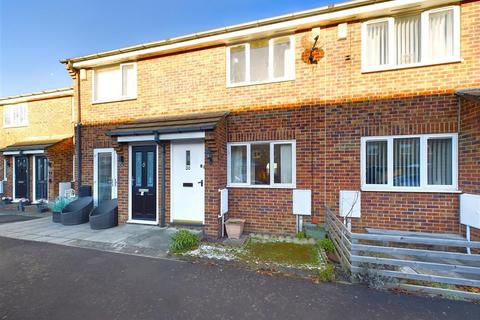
[361,133,458,192]
[227,140,296,187]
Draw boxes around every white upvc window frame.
[361,5,461,73]
[3,159,7,181]
[226,35,295,87]
[361,133,459,193]
[3,103,28,128]
[92,62,137,104]
[227,140,296,188]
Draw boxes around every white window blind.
[366,21,389,67]
[362,6,459,71]
[230,145,247,183]
[429,9,454,60]
[250,40,269,83]
[93,63,137,102]
[362,134,458,192]
[396,15,421,65]
[3,103,28,128]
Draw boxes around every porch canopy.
[455,88,480,103]
[106,111,228,141]
[0,137,69,155]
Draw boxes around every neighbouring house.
[57,0,479,239]
[0,88,75,203]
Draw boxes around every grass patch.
[241,240,319,267]
[318,264,335,282]
[169,230,199,254]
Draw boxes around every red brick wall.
[459,98,480,240]
[71,1,480,237]
[45,138,74,200]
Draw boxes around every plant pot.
[225,219,246,239]
[52,211,62,223]
[36,204,49,213]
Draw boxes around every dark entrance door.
[132,145,156,221]
[35,156,48,201]
[15,156,29,199]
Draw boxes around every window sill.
[3,124,28,129]
[361,187,461,194]
[92,96,137,105]
[227,77,294,88]
[127,219,158,225]
[361,57,462,74]
[227,184,296,189]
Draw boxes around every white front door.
[93,148,118,206]
[171,140,205,223]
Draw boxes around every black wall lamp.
[205,148,214,165]
[119,155,125,164]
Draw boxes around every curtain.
[273,37,291,79]
[366,21,389,67]
[396,15,421,65]
[94,66,120,101]
[230,46,246,84]
[428,138,452,185]
[122,64,135,97]
[250,40,269,82]
[274,144,292,184]
[394,138,420,187]
[231,146,247,183]
[366,141,387,185]
[429,9,454,59]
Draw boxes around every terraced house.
[57,0,479,239]
[0,88,74,203]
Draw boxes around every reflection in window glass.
[251,144,270,185]
[230,46,246,84]
[428,138,452,185]
[366,141,388,185]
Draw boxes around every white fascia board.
[73,0,454,68]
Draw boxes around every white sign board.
[460,193,480,229]
[340,190,361,218]
[293,189,311,216]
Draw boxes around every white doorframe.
[170,139,205,224]
[127,143,159,225]
[12,156,16,201]
[93,148,118,206]
[32,155,49,203]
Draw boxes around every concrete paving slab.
[0,215,176,259]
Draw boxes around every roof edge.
[0,87,73,105]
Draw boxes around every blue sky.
[0,0,333,97]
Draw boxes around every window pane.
[135,152,142,187]
[366,21,389,67]
[94,66,120,101]
[428,138,452,185]
[395,15,421,65]
[273,37,291,78]
[429,9,454,59]
[274,144,292,184]
[147,151,154,187]
[122,64,136,97]
[251,144,270,185]
[230,146,247,183]
[250,40,269,82]
[230,46,246,84]
[366,141,388,185]
[394,138,420,187]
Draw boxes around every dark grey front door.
[131,145,156,221]
[35,156,48,201]
[15,156,28,199]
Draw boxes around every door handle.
[198,180,203,187]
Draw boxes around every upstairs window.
[227,35,295,86]
[228,141,296,187]
[3,103,28,128]
[93,63,137,103]
[361,134,458,192]
[362,6,460,72]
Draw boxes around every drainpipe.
[75,71,82,189]
[154,132,166,227]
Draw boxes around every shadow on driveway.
[0,215,40,224]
